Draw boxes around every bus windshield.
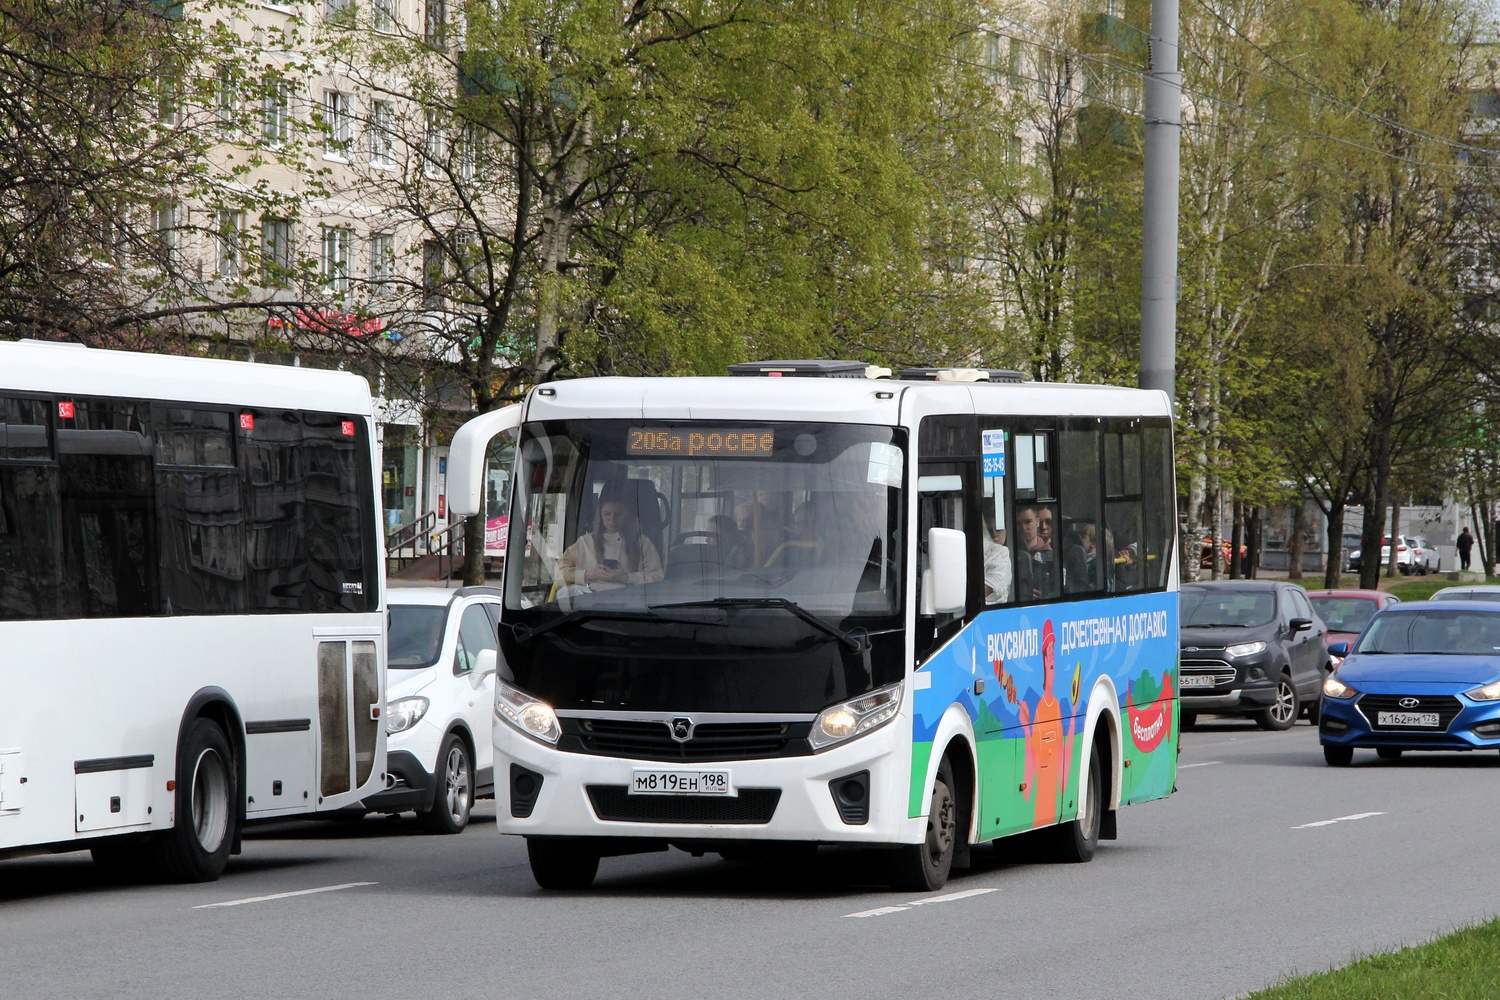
[500,420,906,711]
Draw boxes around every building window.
[422,112,446,179]
[215,65,238,131]
[263,78,292,147]
[369,100,396,168]
[323,226,353,296]
[326,0,353,23]
[262,217,293,286]
[457,122,479,183]
[369,233,394,290]
[216,210,243,278]
[373,0,397,33]
[156,76,182,128]
[152,200,180,256]
[422,239,444,308]
[324,90,351,158]
[424,0,446,46]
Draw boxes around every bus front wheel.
[886,757,956,892]
[154,717,238,883]
[527,838,600,890]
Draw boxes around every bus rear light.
[166,780,175,791]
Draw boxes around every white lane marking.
[1178,761,1222,769]
[845,887,996,918]
[905,887,998,906]
[1292,812,1385,830]
[194,881,377,909]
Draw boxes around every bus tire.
[886,756,956,892]
[1045,741,1102,864]
[153,716,237,883]
[419,732,474,834]
[527,838,600,890]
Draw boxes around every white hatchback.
[363,586,503,833]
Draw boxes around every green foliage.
[1249,917,1500,999]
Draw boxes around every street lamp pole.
[1140,0,1181,401]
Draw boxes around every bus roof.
[0,340,373,413]
[525,375,1173,424]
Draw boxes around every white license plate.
[629,769,733,796]
[1377,711,1440,728]
[1180,674,1217,688]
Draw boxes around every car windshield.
[1309,597,1379,634]
[1180,588,1275,628]
[1357,609,1500,655]
[387,604,447,668]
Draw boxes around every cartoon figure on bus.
[1016,619,1076,827]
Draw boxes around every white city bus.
[450,361,1178,891]
[0,340,385,882]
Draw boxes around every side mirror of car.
[1289,617,1313,634]
[474,648,498,681]
[1328,641,1350,657]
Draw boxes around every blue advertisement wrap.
[908,590,1179,836]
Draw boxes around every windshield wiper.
[651,597,870,655]
[511,608,721,645]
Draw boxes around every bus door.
[315,633,382,803]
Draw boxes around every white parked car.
[362,586,503,833]
[1378,534,1437,575]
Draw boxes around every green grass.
[1386,577,1500,602]
[1248,918,1500,999]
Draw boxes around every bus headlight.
[496,679,561,744]
[386,696,429,735]
[810,682,902,751]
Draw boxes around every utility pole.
[1140,0,1181,401]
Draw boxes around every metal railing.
[386,511,470,581]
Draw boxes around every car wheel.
[886,756,956,892]
[419,733,473,834]
[1376,747,1403,760]
[151,717,238,883]
[1304,699,1321,725]
[527,838,600,890]
[1323,744,1354,766]
[1043,742,1102,864]
[1254,674,1299,731]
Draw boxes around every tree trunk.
[1288,500,1305,581]
[1247,505,1262,579]
[1386,500,1402,579]
[1229,500,1244,579]
[463,515,485,586]
[1323,503,1346,588]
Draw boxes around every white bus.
[450,361,1179,891]
[0,340,386,882]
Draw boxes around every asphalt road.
[3,721,1498,1000]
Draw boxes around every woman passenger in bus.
[557,489,664,590]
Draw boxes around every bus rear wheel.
[153,717,237,883]
[886,757,956,892]
[527,838,600,890]
[1044,742,1102,863]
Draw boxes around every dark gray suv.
[1178,581,1330,731]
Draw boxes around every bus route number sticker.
[981,429,1006,478]
[630,769,733,796]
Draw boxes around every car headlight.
[1225,641,1267,658]
[1322,675,1358,700]
[1464,680,1500,702]
[810,681,902,751]
[495,679,561,744]
[386,696,430,735]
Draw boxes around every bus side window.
[1011,429,1058,603]
[1059,422,1104,596]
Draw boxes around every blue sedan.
[1319,601,1500,766]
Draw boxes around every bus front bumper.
[492,721,922,846]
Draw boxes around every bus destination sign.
[627,426,775,458]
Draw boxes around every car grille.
[558,718,813,762]
[1357,694,1463,732]
[585,785,782,824]
[1180,658,1237,688]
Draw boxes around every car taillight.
[1397,545,1407,551]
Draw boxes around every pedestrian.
[1458,526,1475,571]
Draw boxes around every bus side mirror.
[923,527,967,615]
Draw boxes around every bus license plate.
[630,769,732,796]
[1377,711,1439,728]
[1179,674,1216,688]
